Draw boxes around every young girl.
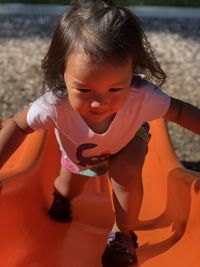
[0,0,200,266]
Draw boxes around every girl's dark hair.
[41,0,166,96]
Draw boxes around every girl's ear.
[132,75,143,88]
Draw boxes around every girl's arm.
[0,107,34,169]
[164,97,200,135]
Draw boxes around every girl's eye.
[76,88,91,93]
[109,88,123,92]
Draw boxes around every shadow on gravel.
[0,15,58,38]
[182,161,200,172]
[0,15,200,40]
[142,18,200,40]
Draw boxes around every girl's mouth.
[90,111,107,115]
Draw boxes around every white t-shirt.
[27,78,171,176]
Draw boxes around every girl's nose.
[90,95,108,108]
[91,101,102,108]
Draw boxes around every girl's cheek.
[112,93,128,106]
[69,96,89,112]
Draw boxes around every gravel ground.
[0,14,200,167]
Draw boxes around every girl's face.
[64,52,133,124]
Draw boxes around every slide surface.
[0,119,200,267]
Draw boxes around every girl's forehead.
[65,52,133,86]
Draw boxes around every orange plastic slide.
[0,118,200,267]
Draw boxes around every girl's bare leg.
[54,166,90,199]
[49,167,90,222]
[109,136,147,234]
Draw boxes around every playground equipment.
[0,119,200,267]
